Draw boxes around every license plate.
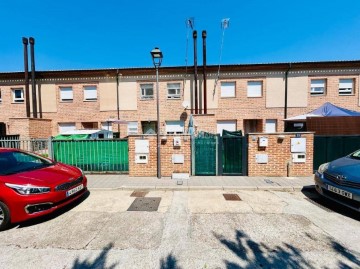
[66,184,84,197]
[327,185,353,199]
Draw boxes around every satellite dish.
[182,101,190,109]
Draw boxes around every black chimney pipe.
[202,30,207,115]
[29,37,37,118]
[22,37,30,118]
[193,30,198,114]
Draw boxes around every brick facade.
[128,135,191,177]
[1,64,360,139]
[8,118,52,139]
[248,132,314,177]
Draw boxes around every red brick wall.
[248,132,314,177]
[8,118,52,139]
[128,135,191,177]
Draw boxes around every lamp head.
[150,47,163,67]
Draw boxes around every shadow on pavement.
[160,252,182,269]
[215,229,360,269]
[214,230,314,269]
[71,242,117,269]
[301,187,360,221]
[14,190,90,229]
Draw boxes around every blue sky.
[1,0,360,72]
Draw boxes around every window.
[140,84,154,99]
[60,86,73,102]
[101,122,112,131]
[265,119,277,133]
[84,86,97,101]
[82,122,98,129]
[12,88,24,103]
[167,83,181,99]
[127,121,138,135]
[217,120,236,135]
[165,121,184,134]
[0,89,2,103]
[247,81,262,97]
[339,79,354,95]
[221,82,236,97]
[142,121,156,134]
[58,123,76,133]
[310,79,326,95]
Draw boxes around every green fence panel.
[52,139,129,172]
[222,137,243,175]
[313,136,327,171]
[194,136,217,175]
[313,135,360,171]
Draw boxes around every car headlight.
[5,183,50,195]
[317,162,329,175]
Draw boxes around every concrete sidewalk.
[86,174,315,191]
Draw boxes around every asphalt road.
[0,188,359,269]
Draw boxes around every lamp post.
[151,47,163,179]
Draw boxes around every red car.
[0,148,87,231]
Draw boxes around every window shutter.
[247,81,262,97]
[221,82,235,97]
[60,87,73,100]
[84,86,97,100]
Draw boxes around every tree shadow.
[331,240,360,268]
[160,252,182,269]
[214,230,315,269]
[71,242,117,269]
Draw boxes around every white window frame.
[165,121,184,134]
[167,83,181,99]
[127,122,138,135]
[58,123,76,133]
[247,81,262,97]
[339,79,354,95]
[140,84,154,99]
[12,88,24,103]
[221,82,236,98]
[265,119,277,133]
[217,120,236,136]
[84,85,97,101]
[101,122,113,131]
[60,86,73,102]
[310,79,326,95]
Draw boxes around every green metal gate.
[313,135,360,171]
[221,136,245,175]
[193,133,247,176]
[194,135,217,175]
[52,139,129,173]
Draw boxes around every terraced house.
[0,60,359,139]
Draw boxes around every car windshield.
[350,149,360,160]
[0,151,54,176]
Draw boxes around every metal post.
[193,30,198,114]
[22,37,30,118]
[156,65,161,179]
[29,37,37,118]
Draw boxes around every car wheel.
[0,201,10,231]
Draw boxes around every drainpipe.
[202,30,207,115]
[193,30,198,114]
[22,37,30,118]
[116,70,121,137]
[29,37,37,118]
[284,63,291,129]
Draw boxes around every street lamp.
[151,47,163,179]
